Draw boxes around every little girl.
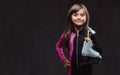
[56,3,102,75]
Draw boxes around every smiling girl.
[56,3,102,75]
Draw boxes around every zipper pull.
[77,31,79,37]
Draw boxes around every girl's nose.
[77,16,81,20]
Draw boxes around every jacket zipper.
[76,31,79,67]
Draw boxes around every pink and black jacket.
[56,28,102,75]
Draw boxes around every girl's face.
[71,9,86,26]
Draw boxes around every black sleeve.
[90,34,103,55]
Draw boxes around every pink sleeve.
[56,34,66,61]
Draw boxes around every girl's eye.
[73,13,78,16]
[80,13,85,16]
[73,13,85,17]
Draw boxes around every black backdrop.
[0,0,120,75]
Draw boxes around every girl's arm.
[90,34,103,55]
[56,34,66,61]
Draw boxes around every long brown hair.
[63,3,90,51]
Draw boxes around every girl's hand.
[84,37,91,42]
[63,58,71,68]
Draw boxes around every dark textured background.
[0,0,120,75]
